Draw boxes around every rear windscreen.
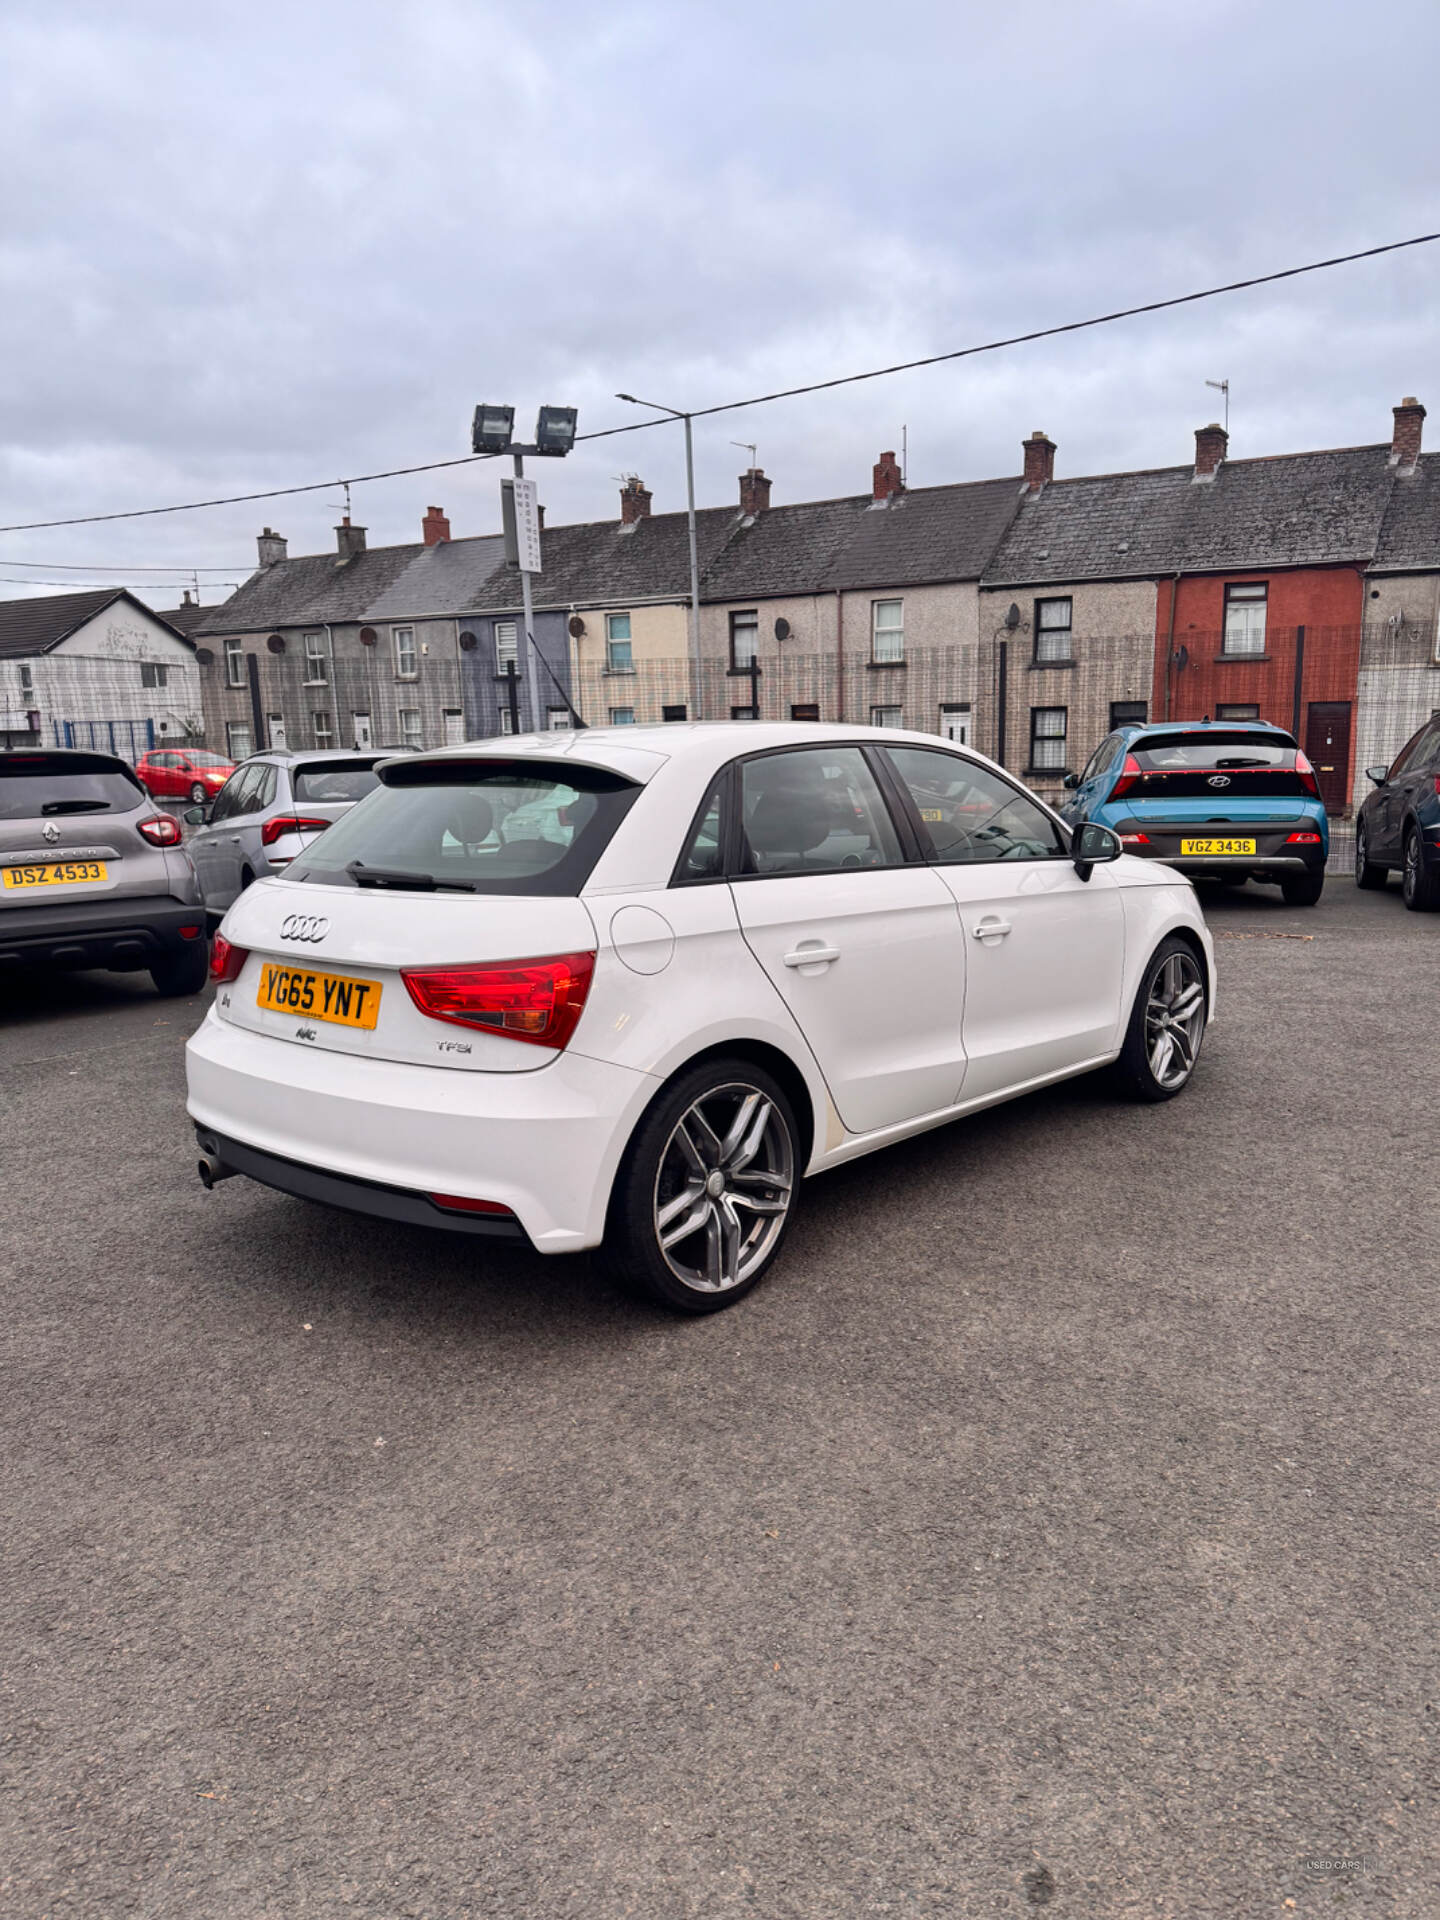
[292,761,383,803]
[0,754,144,819]
[1126,732,1308,799]
[286,758,640,895]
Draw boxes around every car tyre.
[149,939,210,998]
[1354,822,1388,891]
[1280,870,1324,906]
[597,1057,799,1313]
[1401,827,1440,912]
[189,781,207,804]
[1112,937,1207,1103]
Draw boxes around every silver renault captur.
[185,749,403,919]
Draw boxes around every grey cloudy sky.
[3,0,1439,599]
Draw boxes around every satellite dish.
[568,614,586,638]
[266,632,285,653]
[359,626,377,647]
[1004,603,1022,631]
[458,630,478,652]
[774,617,791,641]
[193,646,213,666]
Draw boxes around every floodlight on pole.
[471,404,516,454]
[615,391,705,720]
[534,406,578,455]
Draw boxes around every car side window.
[1410,717,1440,771]
[251,764,278,812]
[208,770,247,824]
[883,745,1069,863]
[1388,724,1429,780]
[675,780,726,883]
[737,747,904,876]
[1080,735,1119,785]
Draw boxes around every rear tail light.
[261,814,332,847]
[209,935,248,983]
[1294,749,1322,798]
[1110,753,1143,798]
[1120,832,1151,846]
[402,950,596,1050]
[137,814,183,847]
[427,1193,515,1216]
[1284,831,1323,845]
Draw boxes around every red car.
[136,747,235,804]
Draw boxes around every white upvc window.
[729,610,758,670]
[312,710,333,747]
[499,708,516,735]
[225,638,245,688]
[393,626,418,678]
[609,706,635,726]
[226,722,253,759]
[1034,597,1073,663]
[399,707,423,747]
[140,661,168,689]
[547,707,572,729]
[1030,705,1068,771]
[606,612,633,672]
[1222,583,1268,655]
[872,599,905,663]
[303,629,329,685]
[870,704,903,727]
[495,621,519,671]
[19,662,35,698]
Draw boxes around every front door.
[443,708,465,746]
[939,707,970,745]
[729,744,967,1134]
[1305,702,1351,814]
[267,714,286,750]
[353,712,373,750]
[880,744,1126,1103]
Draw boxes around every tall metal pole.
[515,450,541,731]
[682,413,703,720]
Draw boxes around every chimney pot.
[422,504,451,546]
[335,520,368,560]
[872,450,905,502]
[619,476,652,525]
[1022,431,1056,492]
[1391,396,1426,470]
[1193,422,1228,481]
[739,467,771,515]
[256,527,288,568]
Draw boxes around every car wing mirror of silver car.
[1072,820,1122,882]
[184,803,210,825]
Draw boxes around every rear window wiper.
[41,799,111,815]
[346,860,476,893]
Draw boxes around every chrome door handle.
[972,918,1012,939]
[783,944,840,967]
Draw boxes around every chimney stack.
[619,476,652,525]
[872,450,905,503]
[335,516,367,560]
[422,504,451,546]
[1022,431,1056,492]
[739,467,771,515]
[1193,423,1228,482]
[256,527,288,568]
[1390,396,1425,470]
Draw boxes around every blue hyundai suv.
[1059,720,1329,905]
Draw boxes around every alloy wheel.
[1144,951,1205,1091]
[652,1082,794,1293]
[1355,826,1367,883]
[1404,831,1419,905]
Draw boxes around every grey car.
[0,747,209,996]
[185,749,399,918]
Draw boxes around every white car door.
[880,744,1126,1104]
[728,744,967,1135]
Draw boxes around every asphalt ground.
[1,877,1435,1919]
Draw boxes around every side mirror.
[1072,820,1122,881]
[183,803,210,826]
[1365,765,1389,786]
[1061,771,1081,790]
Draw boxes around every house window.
[495,621,519,672]
[139,662,168,689]
[606,612,633,672]
[19,663,34,698]
[547,707,572,729]
[609,706,635,726]
[1034,597,1073,663]
[729,610,759,671]
[399,708,422,747]
[499,708,516,735]
[393,626,418,678]
[1110,700,1148,730]
[871,599,904,663]
[662,704,687,722]
[225,638,245,688]
[791,703,820,722]
[312,710,333,748]
[1216,703,1261,721]
[1029,706,1068,771]
[303,630,329,685]
[870,704,903,727]
[1222,583,1267,655]
[731,704,758,721]
[226,722,253,759]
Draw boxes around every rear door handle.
[972,918,1012,939]
[783,944,840,967]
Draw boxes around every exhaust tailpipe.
[197,1151,237,1190]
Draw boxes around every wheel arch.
[1163,922,1211,1007]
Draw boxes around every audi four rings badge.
[280,914,330,942]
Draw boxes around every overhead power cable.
[0,557,247,572]
[1,228,1436,536]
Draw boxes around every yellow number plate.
[919,808,945,822]
[256,962,382,1029]
[3,860,108,889]
[1180,838,1256,856]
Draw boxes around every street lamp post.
[616,394,704,721]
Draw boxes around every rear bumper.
[185,1007,659,1254]
[0,894,207,971]
[1110,816,1326,878]
[1141,853,1320,876]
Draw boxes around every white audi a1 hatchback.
[187,723,1215,1311]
